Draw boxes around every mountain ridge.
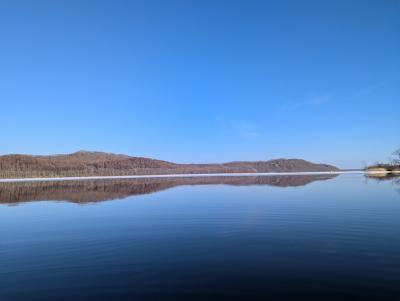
[0,151,339,179]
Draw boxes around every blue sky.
[0,0,399,168]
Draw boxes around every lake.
[1,173,399,300]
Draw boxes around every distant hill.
[0,151,339,179]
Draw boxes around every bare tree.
[393,149,400,165]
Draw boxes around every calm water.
[1,174,400,301]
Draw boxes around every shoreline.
[0,170,392,183]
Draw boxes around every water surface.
[1,174,399,300]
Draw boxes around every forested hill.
[0,151,339,179]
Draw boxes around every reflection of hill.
[0,175,337,205]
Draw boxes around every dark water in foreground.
[1,174,400,301]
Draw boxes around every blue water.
[1,174,399,300]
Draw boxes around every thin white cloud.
[232,120,260,139]
[278,95,332,111]
[347,80,390,101]
[216,117,261,140]
[310,95,331,105]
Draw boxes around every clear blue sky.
[1,0,399,168]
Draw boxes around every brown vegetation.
[366,149,400,173]
[0,150,339,179]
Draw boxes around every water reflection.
[365,173,400,182]
[365,173,400,194]
[0,174,337,204]
[2,174,400,301]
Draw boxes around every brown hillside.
[0,151,339,179]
